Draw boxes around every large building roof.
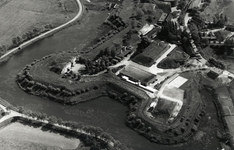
[132,41,170,67]
[120,65,156,84]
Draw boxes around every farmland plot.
[0,0,77,49]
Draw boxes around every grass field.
[0,122,80,150]
[0,0,77,50]
[200,0,233,23]
[223,0,234,24]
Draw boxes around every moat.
[0,20,222,150]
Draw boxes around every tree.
[104,47,110,56]
[146,15,153,23]
[135,8,144,20]
[111,49,116,57]
[48,115,57,124]
[41,113,47,120]
[224,15,228,22]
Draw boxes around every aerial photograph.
[0,0,234,149]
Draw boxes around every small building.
[112,59,119,64]
[162,0,178,7]
[139,24,155,36]
[114,56,122,61]
[226,25,234,32]
[207,67,223,80]
[157,13,168,25]
[165,13,172,22]
[145,26,161,39]
[200,31,217,40]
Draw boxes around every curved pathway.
[0,0,83,60]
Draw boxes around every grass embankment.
[0,122,80,150]
[0,0,78,55]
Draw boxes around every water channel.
[0,17,223,150]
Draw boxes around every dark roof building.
[119,65,156,86]
[226,25,234,32]
[161,0,178,7]
[165,13,172,22]
[145,26,161,39]
[207,68,223,80]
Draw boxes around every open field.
[200,0,233,23]
[0,0,77,50]
[223,0,234,24]
[0,122,80,149]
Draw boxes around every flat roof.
[168,76,188,88]
[120,65,155,84]
[139,24,155,36]
[158,13,168,22]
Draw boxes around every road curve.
[0,0,83,60]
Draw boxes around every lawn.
[200,0,233,23]
[0,122,80,149]
[223,0,234,24]
[0,0,77,50]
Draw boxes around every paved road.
[0,0,83,60]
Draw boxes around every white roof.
[139,24,155,36]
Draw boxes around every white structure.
[168,76,188,88]
[61,57,76,74]
[139,24,155,36]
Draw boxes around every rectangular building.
[119,65,156,86]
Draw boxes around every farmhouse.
[119,65,156,86]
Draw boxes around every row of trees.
[16,106,130,150]
[208,58,226,69]
[16,69,99,105]
[158,21,182,44]
[12,24,53,47]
